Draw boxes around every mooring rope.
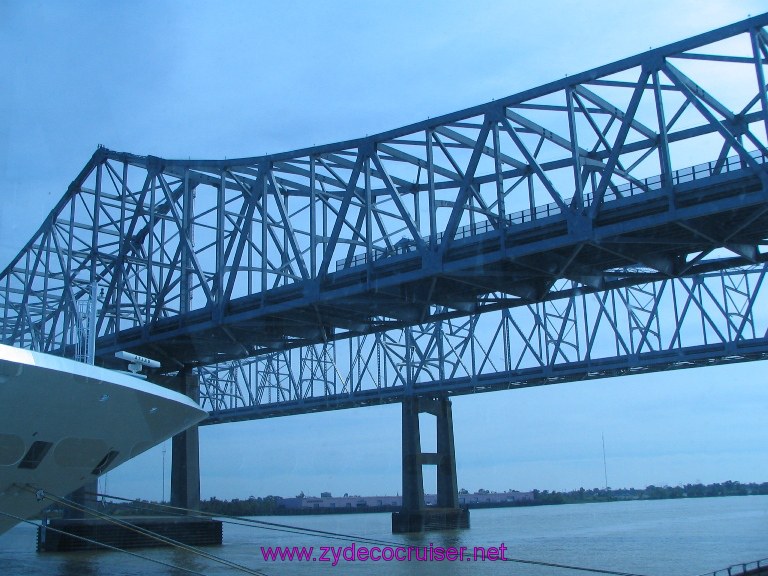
[88,491,399,547]
[88,489,651,576]
[24,486,269,576]
[0,509,208,576]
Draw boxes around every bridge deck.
[103,162,768,370]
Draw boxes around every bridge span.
[3,13,768,531]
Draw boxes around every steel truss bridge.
[3,15,768,424]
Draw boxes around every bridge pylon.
[392,396,469,533]
[166,372,201,513]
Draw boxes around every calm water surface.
[1,496,766,575]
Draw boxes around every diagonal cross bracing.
[2,15,768,419]
[201,266,768,421]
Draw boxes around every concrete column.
[401,396,425,512]
[435,398,459,508]
[393,395,468,533]
[170,372,201,513]
[63,479,98,519]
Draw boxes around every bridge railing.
[700,557,768,576]
[336,150,767,271]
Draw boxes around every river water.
[1,496,766,575]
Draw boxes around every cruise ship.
[0,343,207,535]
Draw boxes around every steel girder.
[2,15,768,377]
[201,266,768,422]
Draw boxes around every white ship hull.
[0,344,207,535]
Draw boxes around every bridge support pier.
[43,372,206,552]
[150,372,202,512]
[169,372,201,513]
[63,480,98,519]
[392,396,469,533]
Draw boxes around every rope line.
[503,556,649,576]
[0,509,207,576]
[88,491,397,547]
[26,487,268,576]
[88,490,651,576]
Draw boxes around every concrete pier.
[41,371,207,552]
[38,516,222,552]
[392,396,469,533]
[169,372,201,513]
[64,480,98,519]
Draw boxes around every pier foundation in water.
[37,516,222,552]
[393,396,469,533]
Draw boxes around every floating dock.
[37,516,222,552]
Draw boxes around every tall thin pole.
[602,432,609,490]
[162,442,166,503]
[87,281,98,365]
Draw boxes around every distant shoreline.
[189,480,768,518]
[57,481,765,519]
[262,489,766,517]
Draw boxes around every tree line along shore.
[65,480,767,518]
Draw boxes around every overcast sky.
[2,1,767,502]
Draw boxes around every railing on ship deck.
[703,558,768,576]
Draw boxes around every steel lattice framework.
[3,15,768,422]
[201,268,768,421]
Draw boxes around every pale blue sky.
[2,0,767,501]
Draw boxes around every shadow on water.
[55,554,99,576]
[166,548,208,575]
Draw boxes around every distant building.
[281,490,533,510]
[282,494,401,510]
[458,490,533,506]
